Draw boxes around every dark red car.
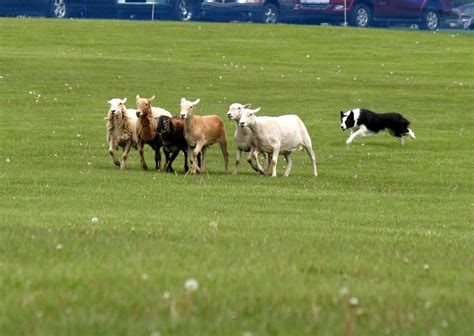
[201,0,452,30]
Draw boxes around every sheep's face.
[238,107,261,128]
[108,98,127,118]
[136,95,155,118]
[180,97,200,120]
[227,103,251,121]
[156,116,172,135]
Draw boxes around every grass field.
[0,18,473,335]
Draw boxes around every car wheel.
[349,4,372,28]
[262,4,279,24]
[174,0,195,21]
[420,9,439,30]
[50,0,68,18]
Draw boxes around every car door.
[0,0,20,15]
[374,0,420,19]
[84,0,117,18]
[26,0,53,15]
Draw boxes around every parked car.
[115,0,202,21]
[201,0,452,30]
[0,0,202,21]
[0,0,84,18]
[444,2,474,29]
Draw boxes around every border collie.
[340,108,416,145]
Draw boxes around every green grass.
[0,18,472,335]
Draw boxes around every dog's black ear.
[340,111,344,117]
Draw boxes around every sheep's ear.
[243,103,252,108]
[252,107,261,114]
[122,98,127,104]
[149,95,155,102]
[180,97,186,104]
[136,95,141,101]
[193,98,200,106]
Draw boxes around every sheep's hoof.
[114,160,121,167]
[142,165,148,171]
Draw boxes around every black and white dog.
[340,108,416,145]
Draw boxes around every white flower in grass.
[163,291,171,300]
[150,331,161,336]
[5,158,10,163]
[141,273,149,281]
[56,244,63,250]
[349,297,359,307]
[339,287,349,297]
[184,278,199,292]
[91,217,99,224]
[423,263,430,271]
[209,220,218,231]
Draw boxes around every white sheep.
[238,107,318,177]
[226,103,266,175]
[106,98,138,169]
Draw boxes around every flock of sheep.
[106,96,318,177]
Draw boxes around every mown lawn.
[0,18,472,335]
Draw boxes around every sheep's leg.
[233,148,242,175]
[270,149,279,177]
[283,153,293,177]
[183,149,189,172]
[166,150,179,173]
[265,153,272,176]
[201,146,207,173]
[219,140,229,173]
[248,147,264,174]
[162,148,171,171]
[109,143,120,167]
[191,144,203,175]
[138,140,148,170]
[304,145,318,177]
[154,145,163,171]
[120,141,133,170]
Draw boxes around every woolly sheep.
[106,98,138,169]
[238,107,318,177]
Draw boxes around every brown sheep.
[179,98,229,175]
[156,115,191,173]
[135,95,172,170]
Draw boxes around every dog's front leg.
[346,129,363,145]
